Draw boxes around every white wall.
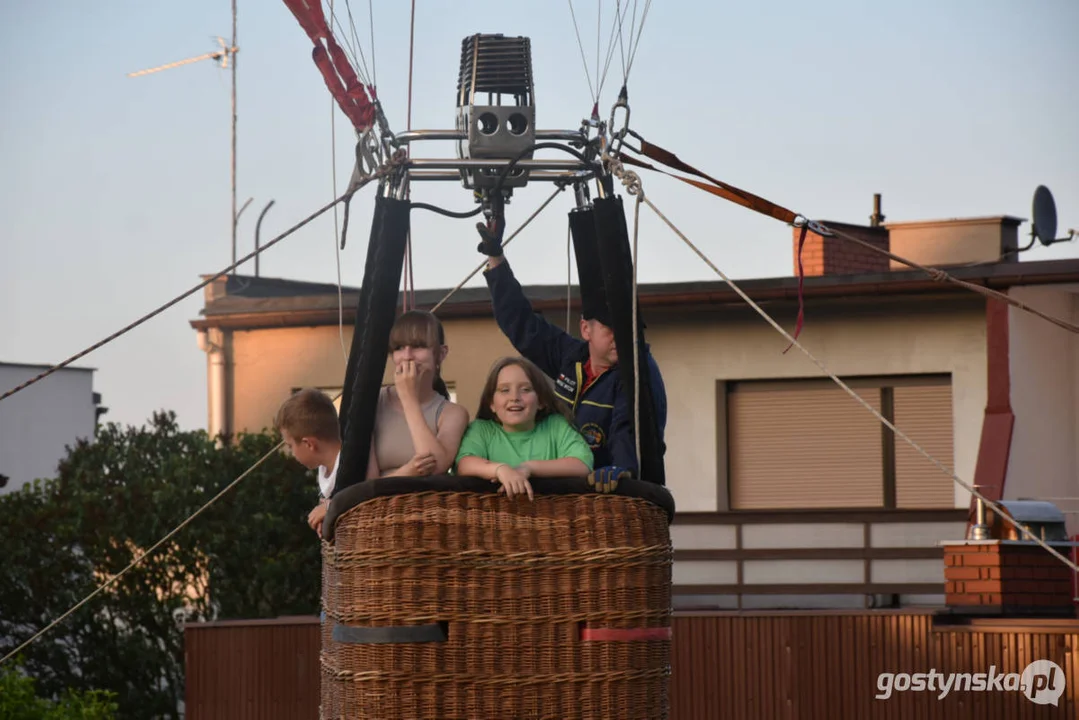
[1005,286,1079,536]
[0,365,97,494]
[647,300,987,512]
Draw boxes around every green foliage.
[0,412,321,719]
[0,658,118,719]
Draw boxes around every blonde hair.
[274,388,340,443]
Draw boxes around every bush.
[0,659,118,719]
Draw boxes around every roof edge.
[884,215,1026,230]
[190,258,1079,330]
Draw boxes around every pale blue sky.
[1,1,1077,431]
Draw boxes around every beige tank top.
[373,386,447,473]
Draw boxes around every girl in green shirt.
[456,356,593,500]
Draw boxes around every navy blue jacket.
[484,261,667,473]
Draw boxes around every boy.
[274,388,341,538]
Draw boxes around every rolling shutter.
[893,383,954,508]
[728,383,883,509]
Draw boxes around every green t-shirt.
[454,414,594,471]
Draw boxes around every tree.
[0,412,321,719]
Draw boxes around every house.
[0,362,105,494]
[190,208,1079,610]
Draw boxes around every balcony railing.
[669,508,968,609]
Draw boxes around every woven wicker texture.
[319,490,672,720]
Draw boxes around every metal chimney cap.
[998,500,1066,525]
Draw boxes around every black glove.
[476,194,506,257]
[587,466,633,494]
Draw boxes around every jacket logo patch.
[555,374,577,396]
[580,422,605,449]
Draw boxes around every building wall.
[230,325,349,435]
[225,298,987,516]
[645,299,987,512]
[0,365,97,494]
[229,318,539,435]
[1005,285,1079,535]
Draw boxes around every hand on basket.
[587,466,632,494]
[493,463,534,501]
[307,500,328,538]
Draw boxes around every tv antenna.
[127,1,240,272]
[1018,185,1076,251]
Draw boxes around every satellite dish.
[1021,185,1076,251]
[1032,185,1058,246]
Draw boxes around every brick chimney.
[202,273,231,303]
[942,541,1076,617]
[941,500,1078,618]
[792,221,890,277]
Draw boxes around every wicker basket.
[319,490,673,720]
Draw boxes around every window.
[311,384,457,408]
[316,387,344,413]
[443,381,458,405]
[725,375,953,510]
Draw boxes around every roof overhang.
[189,259,1079,331]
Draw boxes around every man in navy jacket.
[479,240,668,485]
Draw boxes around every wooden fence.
[185,610,1078,719]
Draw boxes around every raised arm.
[484,258,584,378]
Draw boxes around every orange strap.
[619,133,807,348]
[621,133,798,225]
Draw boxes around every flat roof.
[884,215,1025,230]
[0,361,96,373]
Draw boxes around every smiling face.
[489,363,541,432]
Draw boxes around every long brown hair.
[475,356,575,427]
[388,310,450,400]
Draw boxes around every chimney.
[793,229,890,279]
[202,273,231,304]
[885,216,1023,269]
[941,500,1078,618]
[869,193,885,227]
[792,194,891,277]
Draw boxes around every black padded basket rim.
[323,475,676,542]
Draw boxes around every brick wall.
[943,541,1076,615]
[793,222,889,276]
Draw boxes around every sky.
[1,0,1077,433]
